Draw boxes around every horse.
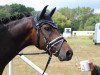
[0,5,73,75]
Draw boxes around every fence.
[8,55,48,75]
[72,31,94,36]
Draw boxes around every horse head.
[31,5,73,61]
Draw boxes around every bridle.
[32,16,65,75]
[32,17,65,56]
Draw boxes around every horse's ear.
[38,5,48,20]
[49,7,56,17]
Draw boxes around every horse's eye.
[44,27,51,31]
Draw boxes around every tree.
[10,4,27,15]
[58,7,94,31]
[84,17,96,30]
[94,14,100,23]
[10,4,35,15]
[0,5,11,18]
[75,7,94,30]
[0,4,35,18]
[52,11,71,33]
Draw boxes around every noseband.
[46,36,65,55]
[32,17,65,56]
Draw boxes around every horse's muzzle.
[58,49,73,61]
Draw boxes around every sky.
[0,0,100,13]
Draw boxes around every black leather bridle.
[32,16,65,75]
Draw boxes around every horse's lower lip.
[58,57,72,61]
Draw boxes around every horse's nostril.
[66,50,73,58]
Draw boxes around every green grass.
[3,36,100,75]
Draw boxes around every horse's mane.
[0,12,32,25]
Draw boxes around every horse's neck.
[0,17,33,75]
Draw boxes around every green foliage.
[0,5,11,18]
[84,17,95,30]
[94,14,100,23]
[0,4,100,32]
[52,11,71,33]
[57,7,99,31]
[10,4,27,15]
[0,4,35,18]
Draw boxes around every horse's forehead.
[43,14,52,20]
[36,13,52,21]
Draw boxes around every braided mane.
[0,12,32,25]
